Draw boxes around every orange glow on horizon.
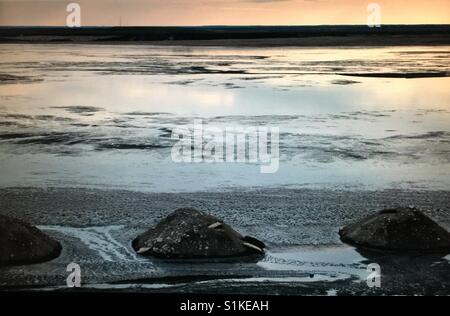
[0,0,449,26]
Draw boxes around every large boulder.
[132,208,265,259]
[339,207,450,252]
[0,215,62,266]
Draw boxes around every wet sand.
[0,187,449,295]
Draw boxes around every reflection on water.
[0,44,449,191]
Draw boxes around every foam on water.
[40,224,370,285]
[259,246,369,280]
[40,225,140,262]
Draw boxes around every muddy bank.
[0,225,448,295]
[0,187,449,246]
[0,187,448,295]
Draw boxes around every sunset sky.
[0,0,449,26]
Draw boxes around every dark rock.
[339,207,450,252]
[242,236,266,250]
[132,208,265,259]
[0,215,62,266]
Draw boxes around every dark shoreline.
[0,187,449,295]
[1,187,448,232]
[1,25,450,46]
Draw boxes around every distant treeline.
[0,25,449,43]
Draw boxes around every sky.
[0,0,449,26]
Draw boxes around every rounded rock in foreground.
[339,207,450,252]
[132,208,265,259]
[0,215,62,266]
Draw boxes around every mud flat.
[0,187,449,295]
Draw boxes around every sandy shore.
[0,187,449,238]
[0,187,449,295]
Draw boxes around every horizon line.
[0,23,450,29]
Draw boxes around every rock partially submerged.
[339,207,450,252]
[132,208,265,259]
[0,215,62,266]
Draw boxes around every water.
[30,225,370,291]
[0,44,449,191]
